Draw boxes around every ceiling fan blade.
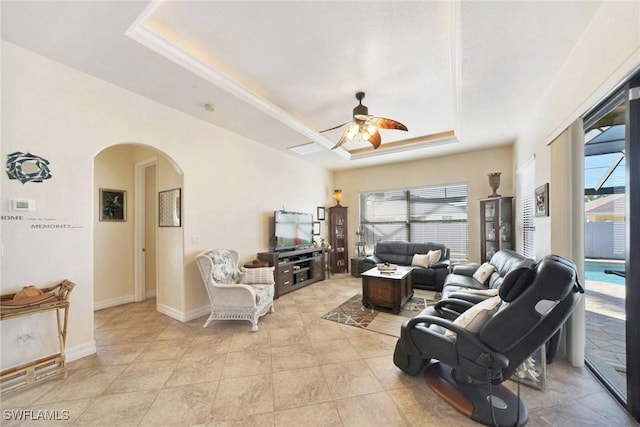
[319,121,352,133]
[367,129,382,149]
[370,117,408,131]
[331,129,350,150]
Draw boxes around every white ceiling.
[1,1,603,170]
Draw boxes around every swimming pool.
[584,260,626,286]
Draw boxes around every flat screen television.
[273,210,314,251]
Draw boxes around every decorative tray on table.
[377,263,398,272]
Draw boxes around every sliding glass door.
[583,71,640,421]
[583,94,627,398]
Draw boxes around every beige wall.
[93,145,181,310]
[334,145,513,263]
[1,41,332,369]
[94,145,136,306]
[511,2,639,365]
[3,1,638,371]
[514,1,640,260]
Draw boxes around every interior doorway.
[135,158,157,304]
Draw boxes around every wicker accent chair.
[196,249,275,332]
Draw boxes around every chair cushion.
[472,263,496,285]
[250,284,274,305]
[210,250,241,283]
[411,254,431,268]
[445,295,502,337]
[242,267,275,285]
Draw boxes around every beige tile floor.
[1,274,637,426]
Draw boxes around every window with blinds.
[359,183,468,260]
[518,160,536,259]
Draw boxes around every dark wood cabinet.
[258,247,324,298]
[480,196,513,263]
[329,206,348,273]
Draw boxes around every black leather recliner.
[393,254,584,426]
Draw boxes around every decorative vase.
[488,172,501,197]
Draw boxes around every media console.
[258,247,325,298]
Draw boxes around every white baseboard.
[157,303,209,322]
[145,289,156,299]
[66,340,97,363]
[156,303,185,321]
[94,295,134,311]
[185,305,209,322]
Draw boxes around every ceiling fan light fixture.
[345,124,360,140]
[353,106,369,120]
[329,91,408,150]
[353,91,369,119]
[365,123,377,135]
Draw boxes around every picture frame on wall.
[99,188,126,222]
[535,183,550,217]
[313,221,321,235]
[317,206,326,221]
[159,188,181,227]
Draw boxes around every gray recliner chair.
[393,254,584,426]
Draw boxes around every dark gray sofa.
[362,241,450,291]
[442,249,536,300]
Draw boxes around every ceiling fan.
[322,92,408,150]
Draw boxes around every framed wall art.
[317,206,326,221]
[535,183,549,217]
[313,221,321,235]
[99,188,126,222]
[159,188,181,227]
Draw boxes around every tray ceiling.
[1,1,602,170]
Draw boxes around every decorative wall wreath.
[6,152,52,184]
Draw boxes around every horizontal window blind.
[518,159,535,259]
[360,184,468,260]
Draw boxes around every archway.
[93,143,183,315]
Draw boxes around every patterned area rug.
[321,290,440,337]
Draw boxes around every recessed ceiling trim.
[347,130,456,155]
[288,142,325,156]
[348,131,458,160]
[125,1,348,159]
[448,0,462,131]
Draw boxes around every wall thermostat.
[9,198,36,212]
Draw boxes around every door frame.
[582,70,640,422]
[134,157,157,303]
[625,73,639,421]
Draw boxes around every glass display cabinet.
[329,205,348,273]
[480,196,513,263]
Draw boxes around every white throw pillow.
[472,262,496,285]
[427,249,442,267]
[445,295,502,337]
[242,267,275,285]
[411,254,431,268]
[463,288,499,296]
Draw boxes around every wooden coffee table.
[361,266,413,313]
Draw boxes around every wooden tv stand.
[258,247,325,298]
